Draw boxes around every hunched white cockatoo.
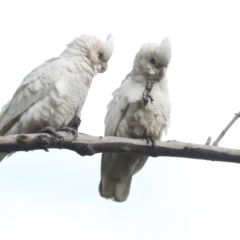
[99,38,171,202]
[0,34,114,161]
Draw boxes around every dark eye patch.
[150,58,155,64]
[98,53,103,59]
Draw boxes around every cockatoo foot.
[39,126,64,140]
[144,134,156,147]
[57,127,78,139]
[68,116,81,131]
[142,78,155,106]
[142,89,154,106]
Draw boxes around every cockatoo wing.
[100,74,148,202]
[104,73,131,136]
[104,73,145,136]
[0,57,64,134]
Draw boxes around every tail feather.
[114,177,132,202]
[99,153,148,202]
[99,177,132,202]
[99,179,116,199]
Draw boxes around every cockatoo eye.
[98,53,103,60]
[150,58,155,64]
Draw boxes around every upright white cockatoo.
[99,38,171,202]
[0,34,114,161]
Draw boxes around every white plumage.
[99,38,171,202]
[0,34,114,161]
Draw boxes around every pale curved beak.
[147,65,166,80]
[100,62,108,73]
[158,66,166,78]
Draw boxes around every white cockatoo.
[99,38,171,202]
[0,34,114,161]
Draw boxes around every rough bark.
[0,132,240,164]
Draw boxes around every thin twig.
[213,111,240,146]
[205,137,212,145]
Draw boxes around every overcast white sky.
[1,0,240,239]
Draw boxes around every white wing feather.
[104,74,131,136]
[100,73,148,202]
[104,73,145,136]
[0,58,62,133]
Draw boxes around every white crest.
[158,37,172,66]
[104,34,114,59]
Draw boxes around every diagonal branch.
[0,132,240,164]
[213,111,240,146]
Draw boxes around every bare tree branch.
[213,111,240,146]
[0,132,240,164]
[205,137,212,145]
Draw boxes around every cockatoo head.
[61,34,114,75]
[83,34,114,74]
[133,38,171,80]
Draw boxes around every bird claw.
[142,91,154,106]
[68,116,81,131]
[142,77,155,106]
[144,135,156,147]
[57,127,78,139]
[143,90,149,106]
[148,94,154,103]
[39,126,64,140]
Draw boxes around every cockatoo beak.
[100,62,108,73]
[147,65,166,80]
[158,66,166,79]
